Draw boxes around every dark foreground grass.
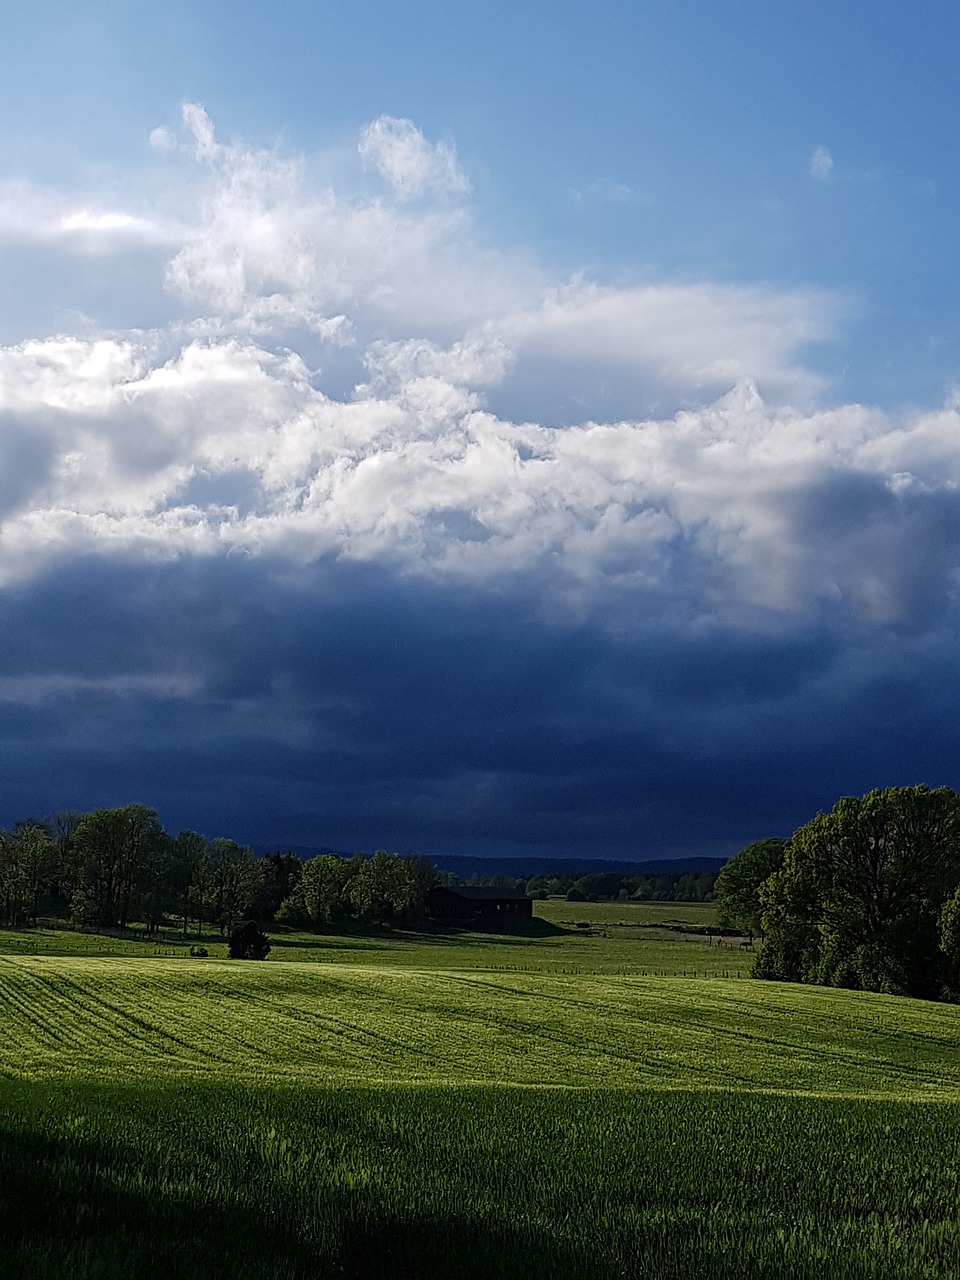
[3,1080,960,1279]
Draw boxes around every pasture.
[0,898,742,976]
[3,906,960,1276]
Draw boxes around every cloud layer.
[0,106,957,854]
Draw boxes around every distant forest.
[0,804,717,935]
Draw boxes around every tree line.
[0,805,440,936]
[0,803,720,938]
[715,785,960,1002]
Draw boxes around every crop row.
[4,955,960,1097]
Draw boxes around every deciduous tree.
[67,805,164,928]
[208,839,263,936]
[169,830,208,938]
[714,837,786,939]
[347,850,414,923]
[402,854,439,913]
[13,822,59,926]
[757,786,960,998]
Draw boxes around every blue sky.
[0,2,959,857]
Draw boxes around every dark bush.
[227,921,271,960]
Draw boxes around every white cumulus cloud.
[0,108,955,635]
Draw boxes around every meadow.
[0,898,736,975]
[3,901,960,1277]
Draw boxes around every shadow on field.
[0,1128,590,1280]
[6,1080,958,1280]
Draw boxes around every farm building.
[424,885,534,921]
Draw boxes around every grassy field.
[4,906,960,1277]
[4,955,960,1097]
[0,899,741,976]
[6,1080,960,1280]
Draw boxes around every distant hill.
[253,847,727,878]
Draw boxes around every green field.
[0,899,741,976]
[4,909,960,1277]
[5,955,960,1097]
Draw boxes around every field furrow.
[3,955,960,1098]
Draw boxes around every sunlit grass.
[0,901,734,976]
[3,955,960,1098]
[534,898,718,928]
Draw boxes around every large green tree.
[347,850,414,923]
[756,785,960,999]
[294,854,355,928]
[0,829,26,925]
[67,804,165,928]
[402,854,439,913]
[938,886,960,999]
[714,837,786,939]
[207,839,264,935]
[168,830,209,938]
[350,849,417,921]
[13,822,59,926]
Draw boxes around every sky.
[1,1,959,859]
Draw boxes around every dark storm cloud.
[1,551,958,859]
